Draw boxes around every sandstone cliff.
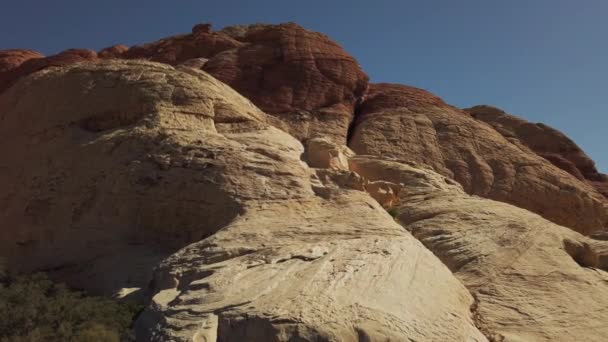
[466,104,608,199]
[1,23,607,341]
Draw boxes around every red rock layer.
[98,44,129,59]
[120,25,242,64]
[204,23,368,116]
[357,83,447,113]
[0,23,368,142]
[0,49,98,93]
[0,49,44,72]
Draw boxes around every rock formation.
[466,105,608,198]
[0,60,269,293]
[1,22,607,341]
[203,23,369,142]
[349,83,607,235]
[1,23,369,143]
[0,48,98,93]
[0,49,44,72]
[351,156,608,341]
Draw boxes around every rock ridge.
[1,21,608,342]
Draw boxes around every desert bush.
[0,270,141,342]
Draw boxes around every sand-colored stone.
[350,83,608,235]
[2,23,608,342]
[350,155,608,341]
[305,137,352,170]
[137,194,485,341]
[466,105,608,199]
[0,60,485,341]
[0,60,276,293]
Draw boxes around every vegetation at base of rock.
[0,266,141,342]
[386,207,399,218]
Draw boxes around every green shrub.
[386,207,399,218]
[0,270,142,342]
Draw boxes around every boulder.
[305,137,352,170]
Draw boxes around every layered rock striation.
[349,83,607,235]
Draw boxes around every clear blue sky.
[2,0,606,172]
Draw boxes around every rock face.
[0,23,369,143]
[466,105,608,198]
[0,60,268,293]
[0,60,485,341]
[349,83,608,235]
[1,22,608,342]
[0,49,44,72]
[0,48,98,93]
[138,193,486,341]
[203,23,369,142]
[350,156,608,341]
[98,44,129,59]
[122,25,242,64]
[116,22,370,142]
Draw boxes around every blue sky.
[2,0,606,171]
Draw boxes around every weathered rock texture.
[138,194,488,341]
[117,22,369,142]
[350,156,608,341]
[0,48,99,93]
[121,24,242,63]
[0,49,44,72]
[466,105,608,199]
[0,23,368,143]
[203,23,369,142]
[1,22,608,342]
[0,60,485,341]
[349,83,608,235]
[0,60,266,293]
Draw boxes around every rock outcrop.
[466,105,608,198]
[116,22,369,142]
[0,48,98,93]
[98,44,129,59]
[349,83,608,235]
[138,192,486,341]
[350,155,608,341]
[0,23,369,144]
[0,60,267,293]
[121,25,242,63]
[0,60,486,341]
[0,49,44,72]
[203,23,369,142]
[1,22,608,342]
